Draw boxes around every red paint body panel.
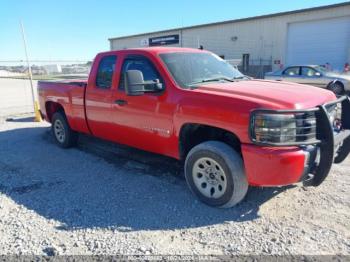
[38,80,90,134]
[241,145,306,186]
[38,47,338,187]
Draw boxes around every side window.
[96,55,117,89]
[283,67,300,76]
[119,57,162,90]
[301,67,317,77]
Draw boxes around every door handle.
[114,99,128,106]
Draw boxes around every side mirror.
[124,70,163,96]
[315,72,322,77]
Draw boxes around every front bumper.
[242,96,350,187]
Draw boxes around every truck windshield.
[160,52,245,88]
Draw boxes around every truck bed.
[38,78,89,134]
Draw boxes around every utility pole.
[20,21,41,122]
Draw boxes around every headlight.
[250,111,317,146]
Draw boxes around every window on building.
[96,55,117,89]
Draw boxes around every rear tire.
[51,112,78,148]
[328,82,345,96]
[184,141,248,208]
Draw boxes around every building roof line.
[108,1,350,41]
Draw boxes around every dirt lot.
[0,116,349,256]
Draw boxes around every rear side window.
[96,55,117,89]
[283,67,300,76]
[119,56,162,90]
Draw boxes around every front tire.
[51,112,78,148]
[184,141,248,208]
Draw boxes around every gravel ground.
[0,115,349,256]
[0,79,38,117]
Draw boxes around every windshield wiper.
[232,75,250,80]
[188,77,234,87]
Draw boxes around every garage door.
[286,16,350,71]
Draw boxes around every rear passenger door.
[85,55,119,140]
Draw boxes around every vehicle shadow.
[0,125,295,232]
[6,116,35,123]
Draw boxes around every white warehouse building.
[109,2,350,77]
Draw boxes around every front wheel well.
[45,101,65,122]
[179,123,241,161]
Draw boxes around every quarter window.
[283,67,300,76]
[119,57,162,90]
[96,55,117,89]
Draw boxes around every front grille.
[295,111,318,143]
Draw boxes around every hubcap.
[54,119,65,143]
[192,157,227,199]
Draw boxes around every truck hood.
[194,79,336,109]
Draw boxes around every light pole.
[20,21,41,122]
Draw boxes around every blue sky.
[0,0,346,61]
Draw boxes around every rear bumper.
[243,96,350,187]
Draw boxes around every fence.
[0,60,91,79]
[0,60,90,117]
[226,58,272,79]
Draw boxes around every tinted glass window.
[301,67,318,77]
[119,57,161,90]
[96,55,117,89]
[283,67,300,76]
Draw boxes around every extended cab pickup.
[38,47,350,208]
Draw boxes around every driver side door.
[110,54,174,155]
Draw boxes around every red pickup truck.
[38,47,350,208]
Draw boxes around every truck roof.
[98,47,208,56]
